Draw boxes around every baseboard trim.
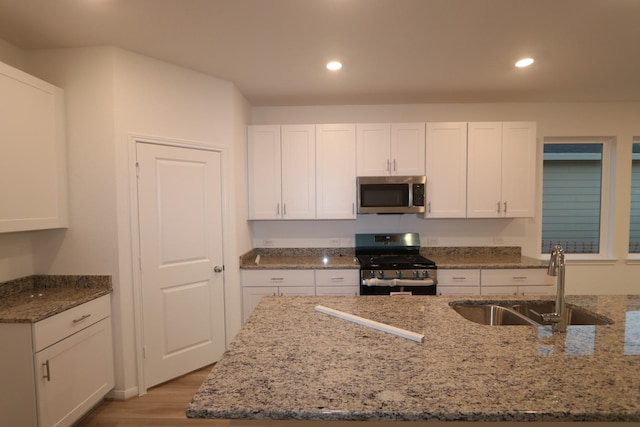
[106,386,139,401]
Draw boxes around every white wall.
[251,103,640,295]
[21,46,251,399]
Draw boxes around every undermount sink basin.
[509,301,612,326]
[450,301,612,327]
[450,304,539,326]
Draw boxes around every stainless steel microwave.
[357,176,426,214]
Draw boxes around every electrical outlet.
[493,237,505,245]
[328,239,341,246]
[263,239,274,247]
[426,238,438,246]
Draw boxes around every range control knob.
[378,270,385,279]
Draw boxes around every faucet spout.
[547,245,567,332]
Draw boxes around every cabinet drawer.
[315,269,359,287]
[34,294,111,352]
[241,269,315,287]
[437,269,480,286]
[480,268,546,286]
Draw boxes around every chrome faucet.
[545,245,567,332]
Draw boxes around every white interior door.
[136,142,225,389]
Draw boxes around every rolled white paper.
[315,305,425,343]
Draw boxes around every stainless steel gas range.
[355,232,437,295]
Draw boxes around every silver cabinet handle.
[504,201,508,213]
[497,202,501,213]
[393,159,397,171]
[283,203,287,216]
[386,159,390,172]
[428,201,431,214]
[43,360,51,381]
[276,203,280,216]
[73,314,91,324]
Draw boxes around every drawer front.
[34,294,111,352]
[315,269,359,287]
[241,269,315,287]
[437,269,481,286]
[481,268,546,286]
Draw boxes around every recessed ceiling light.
[326,61,342,71]
[515,58,535,68]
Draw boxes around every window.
[541,140,608,255]
[631,141,640,254]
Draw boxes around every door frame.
[128,135,230,395]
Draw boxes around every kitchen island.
[188,295,640,424]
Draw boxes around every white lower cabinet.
[241,269,360,322]
[437,269,481,296]
[0,295,114,427]
[480,269,554,296]
[241,270,315,322]
[315,269,359,296]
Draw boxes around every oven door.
[360,278,437,295]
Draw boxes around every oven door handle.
[362,278,435,287]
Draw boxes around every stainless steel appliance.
[357,176,426,214]
[355,232,437,295]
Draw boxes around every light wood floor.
[75,364,229,427]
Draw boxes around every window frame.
[629,139,640,259]
[541,137,614,261]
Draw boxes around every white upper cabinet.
[467,121,536,218]
[425,122,468,218]
[316,124,357,219]
[356,123,425,176]
[248,124,316,219]
[0,61,68,233]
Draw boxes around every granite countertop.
[188,294,640,422]
[239,247,547,270]
[0,275,112,323]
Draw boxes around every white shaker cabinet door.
[281,125,316,219]
[356,123,391,176]
[248,125,282,219]
[467,122,503,218]
[425,122,467,218]
[0,61,68,232]
[501,122,536,218]
[316,124,357,219]
[391,123,425,176]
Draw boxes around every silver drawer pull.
[331,277,345,281]
[512,276,527,280]
[270,277,284,281]
[43,360,51,381]
[452,277,467,280]
[73,314,91,324]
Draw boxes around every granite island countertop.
[0,275,112,323]
[188,294,640,423]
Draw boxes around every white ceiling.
[0,0,639,106]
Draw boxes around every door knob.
[213,266,223,273]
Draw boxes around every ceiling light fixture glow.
[515,58,535,68]
[326,61,342,71]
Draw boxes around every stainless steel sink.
[509,301,612,326]
[450,304,539,326]
[450,301,612,327]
